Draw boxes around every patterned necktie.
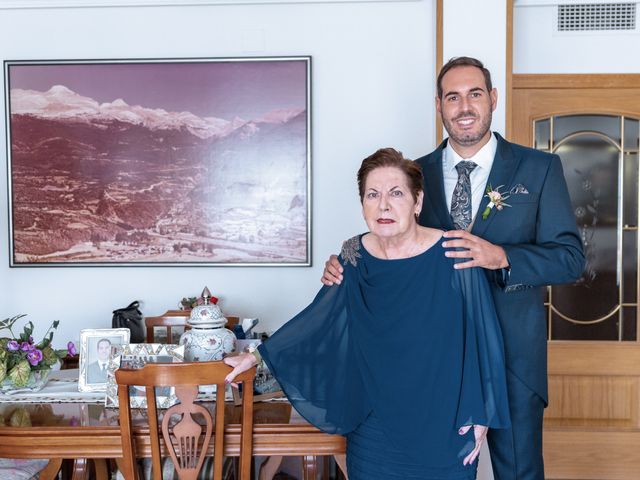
[450,161,478,230]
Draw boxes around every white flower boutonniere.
[482,184,511,220]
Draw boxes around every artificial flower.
[0,314,71,387]
[482,185,512,220]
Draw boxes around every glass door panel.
[534,114,640,341]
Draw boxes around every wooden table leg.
[334,454,348,479]
[93,458,109,480]
[114,458,132,480]
[71,458,90,480]
[38,458,63,480]
[302,455,318,480]
[258,455,283,480]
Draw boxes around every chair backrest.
[116,361,255,480]
[144,313,189,344]
[145,311,240,343]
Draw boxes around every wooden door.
[511,74,640,480]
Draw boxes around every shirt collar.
[444,132,498,172]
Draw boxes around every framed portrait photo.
[4,56,311,267]
[105,343,185,409]
[78,328,130,392]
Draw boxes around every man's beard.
[443,110,492,147]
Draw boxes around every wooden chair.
[116,361,255,480]
[145,311,240,343]
[145,312,190,344]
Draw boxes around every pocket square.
[509,184,529,195]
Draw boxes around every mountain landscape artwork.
[6,58,310,265]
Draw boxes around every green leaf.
[22,321,34,339]
[41,347,58,367]
[9,407,31,427]
[18,333,27,342]
[0,338,9,349]
[0,349,6,363]
[0,361,6,383]
[55,349,69,359]
[8,360,31,387]
[0,314,26,331]
[52,320,60,330]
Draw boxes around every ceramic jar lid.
[188,287,227,328]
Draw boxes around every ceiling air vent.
[558,3,636,31]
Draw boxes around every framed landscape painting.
[4,57,311,266]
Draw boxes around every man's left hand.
[442,230,509,270]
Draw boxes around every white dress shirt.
[443,133,498,225]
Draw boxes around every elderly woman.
[225,148,510,480]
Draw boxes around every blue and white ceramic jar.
[179,288,235,362]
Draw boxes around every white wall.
[442,0,507,135]
[514,1,640,73]
[0,1,437,346]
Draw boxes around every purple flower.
[28,336,34,344]
[67,341,77,356]
[27,349,43,366]
[7,341,19,351]
[20,342,31,352]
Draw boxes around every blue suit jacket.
[416,133,585,402]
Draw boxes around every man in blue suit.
[322,57,584,479]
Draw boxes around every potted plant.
[0,314,76,392]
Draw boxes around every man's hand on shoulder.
[442,230,509,270]
[321,254,343,285]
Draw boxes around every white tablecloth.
[0,369,105,404]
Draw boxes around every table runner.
[0,369,104,404]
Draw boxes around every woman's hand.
[223,352,258,386]
[458,424,488,466]
[321,254,343,285]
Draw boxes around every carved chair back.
[116,361,255,480]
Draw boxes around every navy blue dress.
[258,234,510,479]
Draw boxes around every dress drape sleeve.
[453,266,511,430]
[258,257,371,435]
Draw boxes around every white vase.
[179,325,236,362]
[0,368,52,394]
[179,291,236,361]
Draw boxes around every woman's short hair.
[357,148,423,202]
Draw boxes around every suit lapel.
[471,133,521,238]
[423,140,454,230]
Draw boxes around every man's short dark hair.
[97,338,111,349]
[437,56,493,99]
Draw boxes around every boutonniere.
[482,184,511,220]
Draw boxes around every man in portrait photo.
[86,338,112,384]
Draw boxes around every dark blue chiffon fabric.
[259,234,510,479]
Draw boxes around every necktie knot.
[455,161,477,177]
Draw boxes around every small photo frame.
[78,328,130,393]
[105,343,185,409]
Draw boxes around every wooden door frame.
[510,75,640,479]
[509,74,640,144]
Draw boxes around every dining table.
[0,369,346,480]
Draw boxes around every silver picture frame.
[5,56,311,267]
[78,328,131,393]
[104,343,185,409]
